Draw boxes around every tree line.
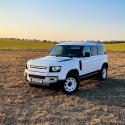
[0,38,125,44]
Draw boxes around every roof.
[57,42,104,46]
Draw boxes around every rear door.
[90,46,101,71]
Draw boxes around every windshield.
[49,45,83,58]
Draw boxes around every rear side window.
[91,46,98,56]
[83,46,91,57]
[97,46,104,55]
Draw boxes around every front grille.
[29,74,45,79]
[30,65,47,70]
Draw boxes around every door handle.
[79,60,82,70]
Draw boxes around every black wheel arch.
[66,69,79,78]
[102,62,108,69]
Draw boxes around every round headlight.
[50,66,61,72]
[52,66,60,71]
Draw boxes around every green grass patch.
[0,39,125,51]
[105,43,125,51]
[0,39,55,50]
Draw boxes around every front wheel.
[99,66,108,81]
[62,73,79,95]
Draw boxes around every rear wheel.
[99,66,108,80]
[62,73,79,95]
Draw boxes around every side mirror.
[84,52,90,57]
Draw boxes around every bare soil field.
[0,50,125,125]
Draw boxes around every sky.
[0,0,125,41]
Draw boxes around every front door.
[79,46,92,76]
[79,46,100,76]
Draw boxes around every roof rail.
[86,41,103,45]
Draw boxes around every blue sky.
[0,0,125,41]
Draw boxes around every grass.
[0,39,125,51]
[105,43,125,51]
[0,39,54,50]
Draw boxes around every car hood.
[28,56,73,66]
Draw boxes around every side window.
[91,46,98,56]
[83,46,91,57]
[97,46,104,55]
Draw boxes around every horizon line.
[1,37,125,42]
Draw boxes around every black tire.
[62,73,79,95]
[28,83,35,87]
[99,66,108,81]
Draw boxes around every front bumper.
[24,70,58,86]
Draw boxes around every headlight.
[49,66,61,72]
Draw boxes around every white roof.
[57,42,104,46]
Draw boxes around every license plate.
[31,78,43,83]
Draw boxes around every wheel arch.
[66,69,79,78]
[102,62,108,69]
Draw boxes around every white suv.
[24,42,108,94]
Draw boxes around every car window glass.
[97,46,104,55]
[91,46,98,56]
[50,46,63,56]
[49,45,82,57]
[83,46,91,57]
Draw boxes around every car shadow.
[77,78,125,108]
[28,83,61,95]
[25,76,125,108]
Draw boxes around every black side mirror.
[84,52,90,57]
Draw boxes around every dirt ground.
[0,50,125,125]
